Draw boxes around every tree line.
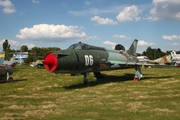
[2,39,60,63]
[2,39,171,64]
[116,44,171,60]
[140,47,171,60]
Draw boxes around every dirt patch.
[153,108,175,113]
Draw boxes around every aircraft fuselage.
[43,49,137,75]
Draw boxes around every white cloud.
[113,34,131,39]
[68,5,125,16]
[103,40,117,49]
[91,16,118,25]
[0,39,35,50]
[148,0,180,21]
[69,8,110,16]
[172,43,180,46]
[116,5,141,22]
[16,24,87,41]
[1,39,21,50]
[85,1,92,5]
[138,40,155,46]
[103,40,116,49]
[32,0,40,4]
[22,43,36,49]
[80,36,99,41]
[103,40,116,46]
[0,0,16,14]
[163,35,180,40]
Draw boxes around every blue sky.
[0,0,180,53]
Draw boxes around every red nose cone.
[43,53,58,72]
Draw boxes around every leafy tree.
[20,45,28,52]
[4,49,12,60]
[145,47,154,60]
[24,47,60,63]
[2,39,12,60]
[3,39,10,51]
[142,47,167,60]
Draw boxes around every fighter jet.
[30,60,43,68]
[43,39,151,85]
[171,51,180,66]
[0,52,17,66]
[137,55,172,66]
[0,53,14,82]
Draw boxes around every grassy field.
[0,65,180,120]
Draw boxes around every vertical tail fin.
[171,51,177,58]
[10,54,16,62]
[127,39,138,56]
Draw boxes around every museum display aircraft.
[0,53,14,82]
[137,55,172,67]
[171,51,180,66]
[30,60,43,68]
[43,39,156,85]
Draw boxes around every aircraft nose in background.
[43,53,58,72]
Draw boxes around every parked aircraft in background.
[3,55,17,67]
[137,55,172,66]
[137,56,150,62]
[0,53,14,82]
[0,53,17,67]
[43,39,156,85]
[153,55,172,65]
[30,60,43,68]
[171,51,180,66]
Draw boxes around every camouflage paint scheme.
[43,39,143,84]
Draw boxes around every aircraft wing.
[100,59,156,69]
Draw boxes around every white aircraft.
[137,56,150,62]
[0,53,17,67]
[171,51,180,66]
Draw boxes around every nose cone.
[43,53,58,72]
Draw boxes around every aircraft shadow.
[0,79,27,84]
[64,73,172,89]
[13,67,26,72]
[13,79,27,82]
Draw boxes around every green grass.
[0,65,180,120]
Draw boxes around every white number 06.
[85,55,93,66]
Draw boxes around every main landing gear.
[83,73,89,86]
[0,72,14,83]
[93,71,104,80]
[83,71,103,86]
[82,67,142,85]
[134,66,142,82]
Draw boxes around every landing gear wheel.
[7,77,14,83]
[94,71,103,80]
[83,73,89,86]
[83,79,89,86]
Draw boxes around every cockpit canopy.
[68,42,106,51]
